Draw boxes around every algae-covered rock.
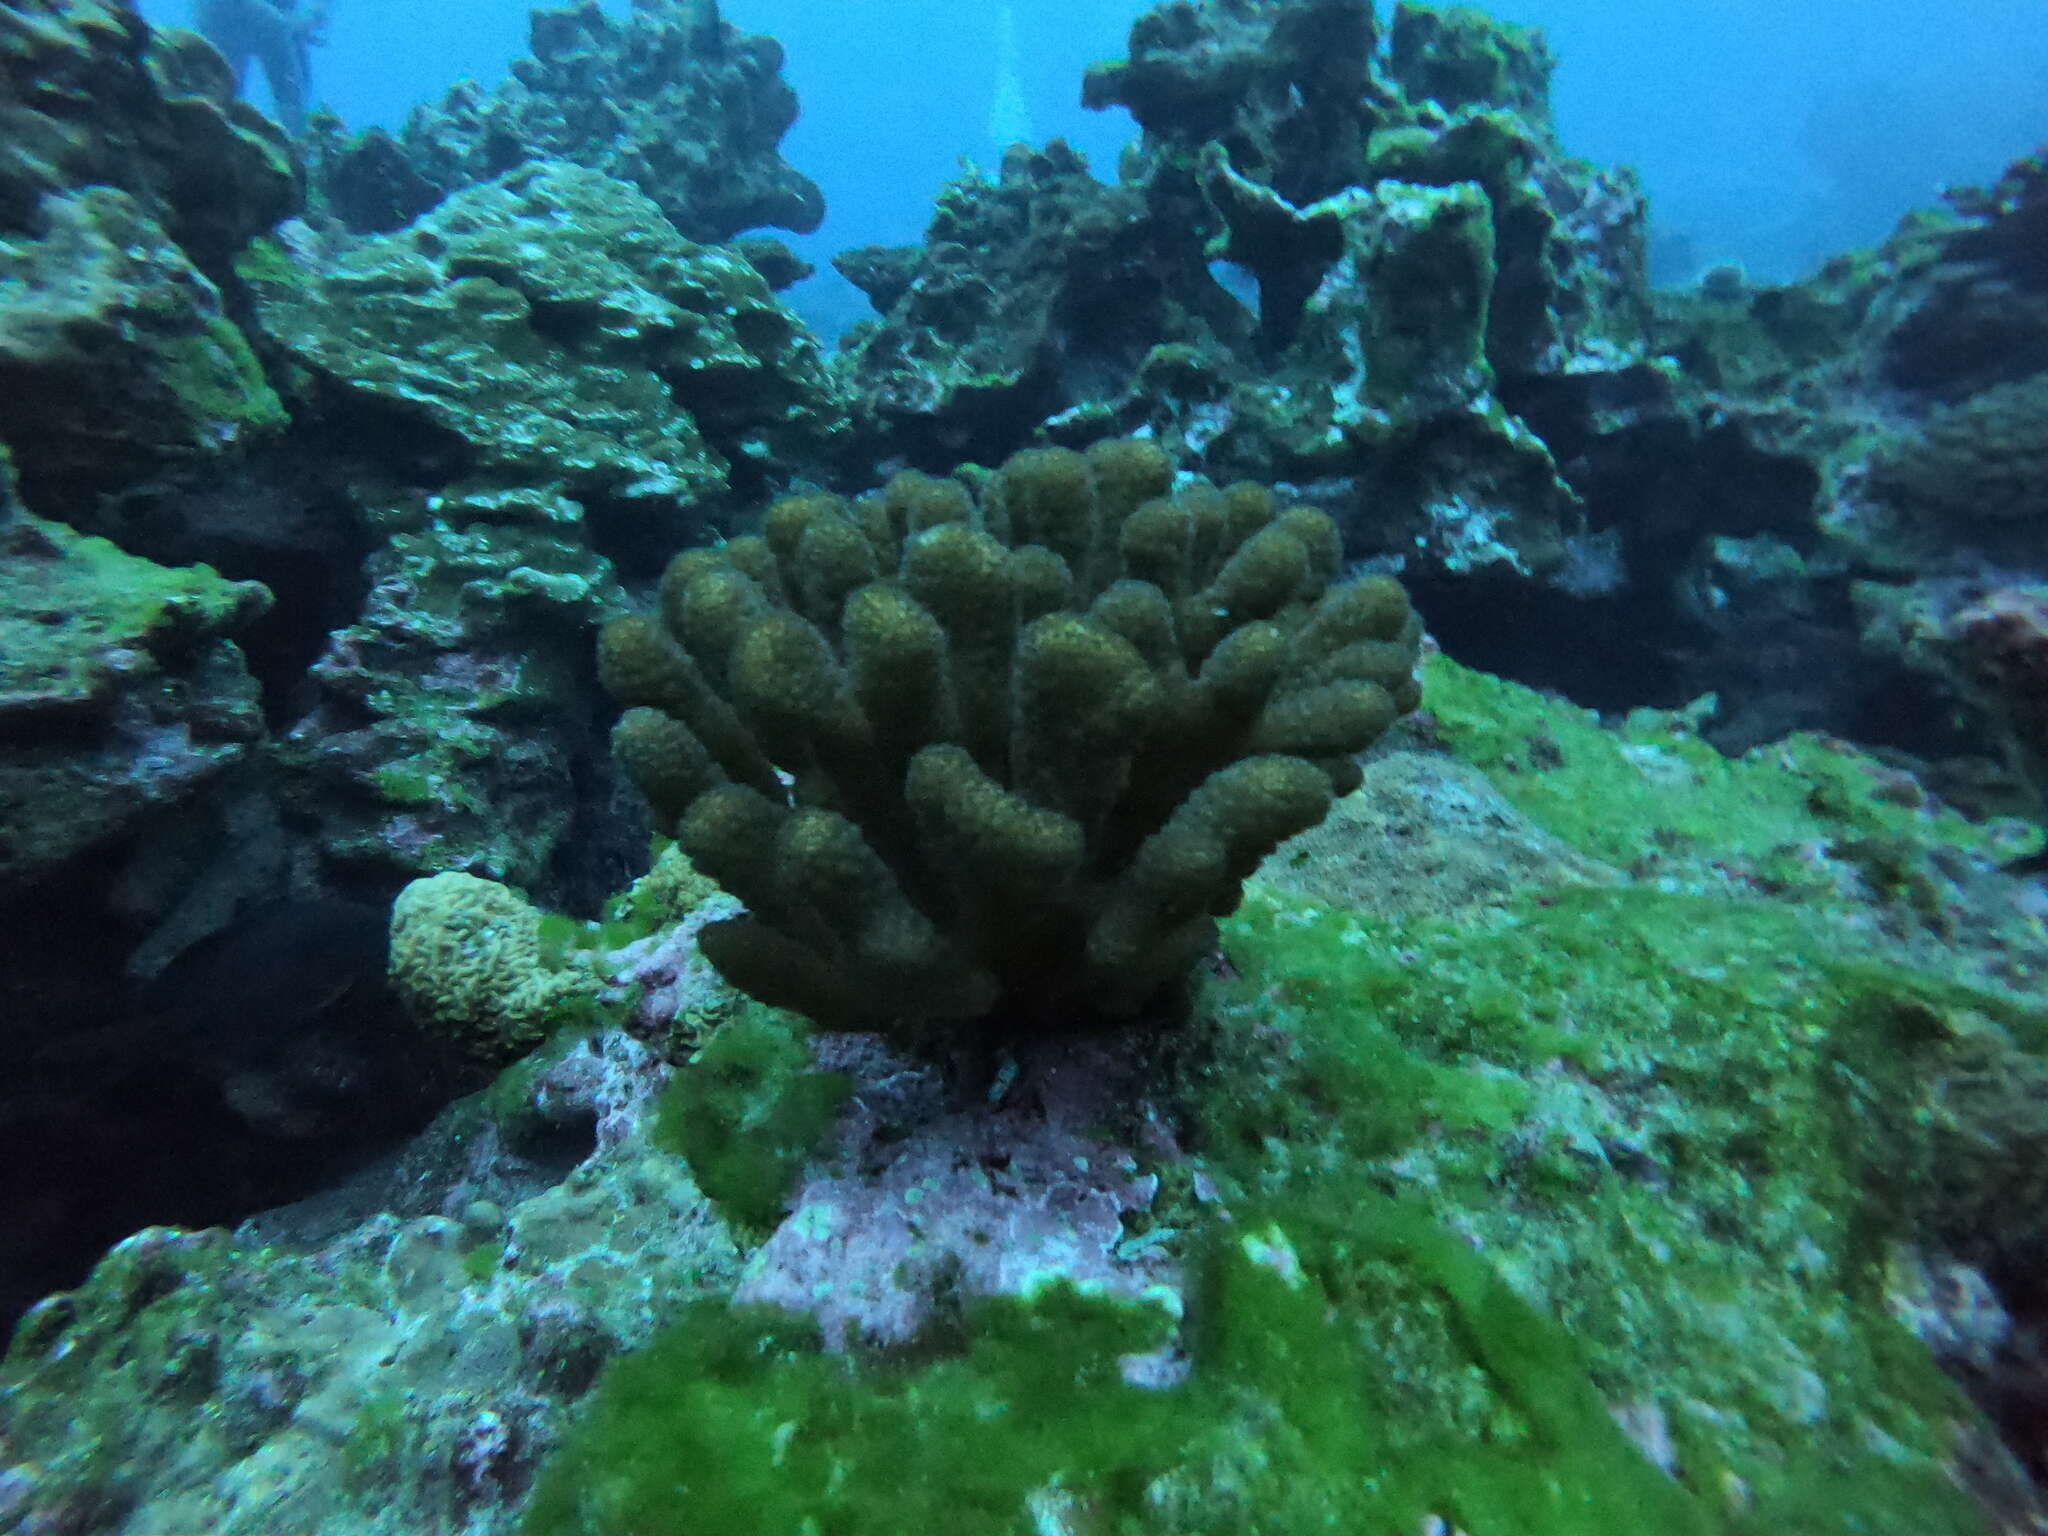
[0,1,296,509]
[275,483,626,892]
[0,486,270,897]
[0,1027,742,1536]
[0,186,285,496]
[253,160,847,528]
[6,648,2048,1534]
[1194,655,2048,1532]
[1868,371,2048,532]
[0,3,295,269]
[314,0,820,245]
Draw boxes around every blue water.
[139,0,2048,324]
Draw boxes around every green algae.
[518,1191,1719,1536]
[155,314,288,441]
[513,647,2030,1535]
[652,1007,852,1233]
[1188,877,2017,1532]
[529,892,2017,1529]
[0,515,268,708]
[339,1389,412,1482]
[459,1239,506,1288]
[1419,651,2040,878]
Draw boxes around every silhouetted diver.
[193,0,327,133]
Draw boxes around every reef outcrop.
[312,0,821,245]
[836,0,1646,590]
[252,160,846,535]
[242,161,848,889]
[1647,142,2048,811]
[0,452,270,900]
[0,1,296,512]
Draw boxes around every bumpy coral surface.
[601,440,1422,1042]
[388,872,599,1062]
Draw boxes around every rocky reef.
[5,657,2046,1533]
[836,0,1643,592]
[3,1,845,960]
[0,0,296,512]
[310,0,822,246]
[0,481,269,902]
[0,0,838,1315]
[825,0,2046,815]
[1648,143,2048,815]
[5,0,2048,1531]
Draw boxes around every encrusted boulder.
[0,186,285,503]
[1867,370,2048,548]
[0,3,295,273]
[1881,147,2048,397]
[1638,144,2048,794]
[0,1,297,509]
[313,0,821,244]
[252,160,849,540]
[275,483,627,893]
[0,454,270,899]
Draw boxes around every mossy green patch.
[1419,651,2039,879]
[652,1007,852,1233]
[1189,874,2012,1533]
[460,1238,506,1287]
[156,315,287,439]
[520,1194,1717,1536]
[516,645,2026,1535]
[0,512,268,709]
[340,1389,411,1482]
